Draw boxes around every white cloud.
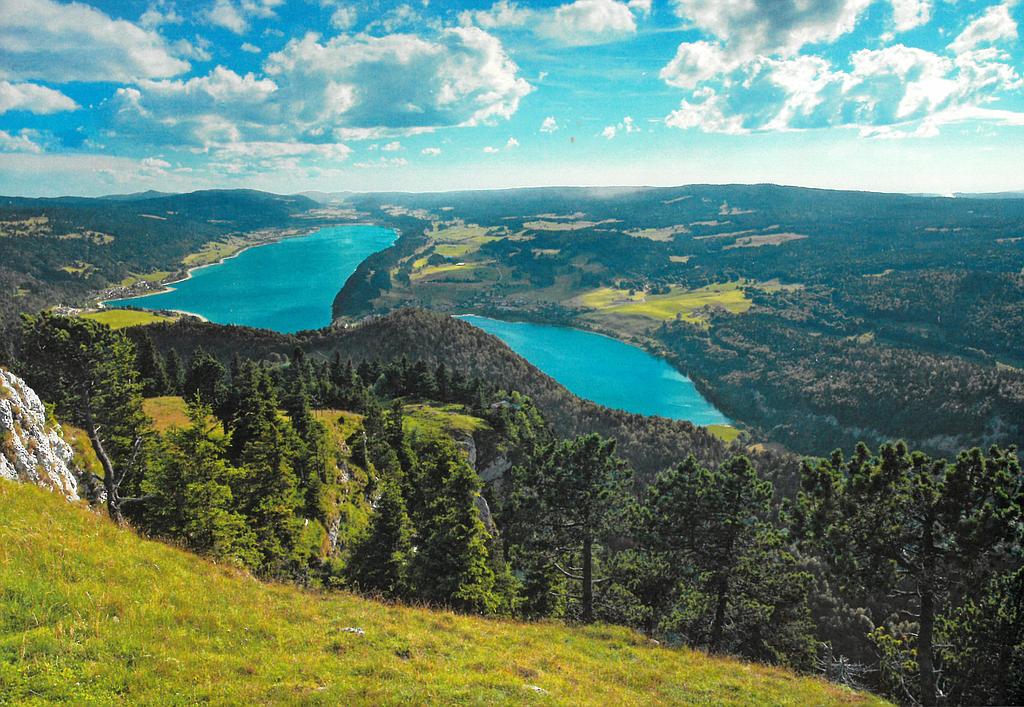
[506,136,520,148]
[664,44,1023,136]
[660,41,740,89]
[462,0,643,46]
[264,27,531,130]
[241,42,261,53]
[540,116,559,132]
[421,146,441,155]
[204,0,248,33]
[669,0,871,58]
[0,0,189,82]
[483,145,500,153]
[0,81,77,115]
[140,2,183,28]
[354,156,407,168]
[382,141,403,151]
[542,0,637,44]
[891,0,931,32]
[600,116,640,139]
[949,3,1018,54]
[0,128,43,153]
[330,6,358,30]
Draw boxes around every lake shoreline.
[99,223,342,308]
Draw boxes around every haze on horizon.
[1,0,1023,198]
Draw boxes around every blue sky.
[1,0,1022,196]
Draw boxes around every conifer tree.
[346,479,414,598]
[410,440,499,614]
[136,333,169,396]
[165,348,185,395]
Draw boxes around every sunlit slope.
[0,481,886,705]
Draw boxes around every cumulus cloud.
[241,42,261,53]
[0,81,77,115]
[664,44,1023,136]
[421,146,441,155]
[461,0,643,46]
[506,137,520,148]
[110,27,530,157]
[669,0,871,59]
[540,116,559,132]
[660,41,741,89]
[600,116,639,139]
[891,0,931,32]
[263,27,531,130]
[0,0,189,82]
[949,3,1018,54]
[0,128,44,153]
[204,0,248,33]
[329,6,358,30]
[483,145,500,153]
[381,141,402,151]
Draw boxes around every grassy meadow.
[0,481,887,705]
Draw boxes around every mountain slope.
[0,480,884,705]
[133,309,734,479]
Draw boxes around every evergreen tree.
[136,333,169,397]
[19,313,152,523]
[410,440,500,614]
[183,349,227,412]
[345,479,414,598]
[791,443,1023,705]
[165,348,185,395]
[144,402,259,568]
[510,434,630,623]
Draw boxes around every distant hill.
[97,189,176,201]
[953,190,1024,199]
[0,479,885,705]
[134,309,738,481]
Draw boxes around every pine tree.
[183,349,227,412]
[144,401,259,568]
[510,434,630,623]
[136,333,169,396]
[410,440,499,614]
[19,313,152,523]
[165,348,185,395]
[345,479,414,598]
[791,443,1023,706]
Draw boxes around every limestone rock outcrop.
[0,368,81,501]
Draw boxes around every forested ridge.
[7,312,1021,706]
[322,184,1024,458]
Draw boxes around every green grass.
[706,424,741,443]
[120,270,173,288]
[575,283,752,324]
[79,309,178,330]
[143,396,191,432]
[0,480,885,705]
[182,239,246,267]
[402,403,490,440]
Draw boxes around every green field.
[79,309,178,330]
[402,403,490,440]
[706,424,741,443]
[182,238,247,267]
[575,283,753,324]
[119,270,173,288]
[0,480,886,705]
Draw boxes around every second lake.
[458,315,729,425]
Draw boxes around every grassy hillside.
[0,481,884,705]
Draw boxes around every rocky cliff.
[0,368,82,501]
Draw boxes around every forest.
[8,312,1022,706]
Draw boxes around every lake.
[458,315,729,425]
[105,225,396,333]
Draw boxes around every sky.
[0,0,1022,197]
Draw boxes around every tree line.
[14,313,1023,706]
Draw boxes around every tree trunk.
[919,519,937,707]
[710,573,728,651]
[84,407,124,524]
[581,533,593,624]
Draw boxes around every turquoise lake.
[105,225,396,333]
[459,315,729,425]
[107,225,727,424]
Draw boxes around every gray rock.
[0,368,82,501]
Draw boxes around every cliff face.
[0,368,81,501]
